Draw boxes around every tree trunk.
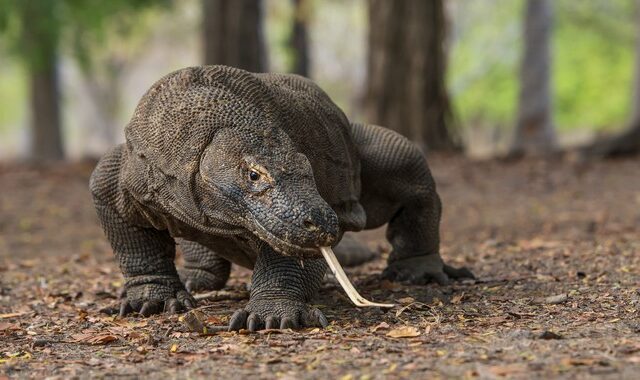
[510,0,556,156]
[585,0,640,157]
[202,0,267,72]
[29,62,64,161]
[21,1,64,161]
[364,0,457,152]
[289,0,310,77]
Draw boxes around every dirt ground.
[1,156,639,379]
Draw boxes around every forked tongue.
[320,246,394,308]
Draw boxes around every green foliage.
[0,0,170,71]
[448,0,523,130]
[554,0,636,130]
[449,0,637,132]
[0,61,26,133]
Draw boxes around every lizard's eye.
[249,170,261,181]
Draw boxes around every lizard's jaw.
[250,219,328,258]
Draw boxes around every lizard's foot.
[119,276,196,317]
[382,255,474,285]
[228,298,328,331]
[178,268,227,293]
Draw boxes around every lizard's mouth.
[251,219,324,258]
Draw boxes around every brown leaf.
[397,297,415,305]
[386,326,421,338]
[0,322,20,332]
[451,293,464,304]
[181,310,207,334]
[380,280,400,290]
[72,333,118,345]
[370,322,390,332]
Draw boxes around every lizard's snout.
[301,208,339,246]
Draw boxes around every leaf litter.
[0,157,639,378]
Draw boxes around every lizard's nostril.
[303,219,319,231]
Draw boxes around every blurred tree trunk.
[22,1,64,161]
[510,0,556,156]
[364,0,457,152]
[585,0,640,157]
[202,0,267,72]
[289,0,310,77]
[29,62,64,161]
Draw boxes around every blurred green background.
[0,0,637,158]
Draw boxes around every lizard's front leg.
[94,197,195,316]
[228,246,328,331]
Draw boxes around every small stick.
[193,290,249,301]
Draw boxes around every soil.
[1,156,639,379]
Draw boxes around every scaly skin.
[350,123,475,284]
[177,240,231,292]
[229,245,328,331]
[90,65,473,329]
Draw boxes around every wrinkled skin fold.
[90,65,474,330]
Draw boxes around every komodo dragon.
[90,65,473,331]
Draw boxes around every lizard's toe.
[443,264,475,280]
[383,255,474,285]
[302,307,329,328]
[265,315,280,330]
[179,268,227,293]
[118,282,196,317]
[139,301,163,317]
[228,301,328,331]
[228,309,249,331]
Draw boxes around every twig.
[193,290,249,301]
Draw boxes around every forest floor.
[0,155,639,379]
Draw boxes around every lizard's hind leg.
[178,240,232,292]
[351,123,474,285]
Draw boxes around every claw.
[166,298,180,314]
[384,255,473,286]
[265,316,279,330]
[229,309,248,331]
[280,317,297,330]
[247,313,261,332]
[140,301,162,317]
[443,264,475,279]
[119,300,133,317]
[310,307,328,328]
[177,291,197,310]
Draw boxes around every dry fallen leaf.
[72,333,118,345]
[371,322,390,333]
[386,326,421,338]
[0,322,21,332]
[182,310,208,334]
[397,297,415,305]
[451,293,464,304]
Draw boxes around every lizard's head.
[199,127,339,257]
